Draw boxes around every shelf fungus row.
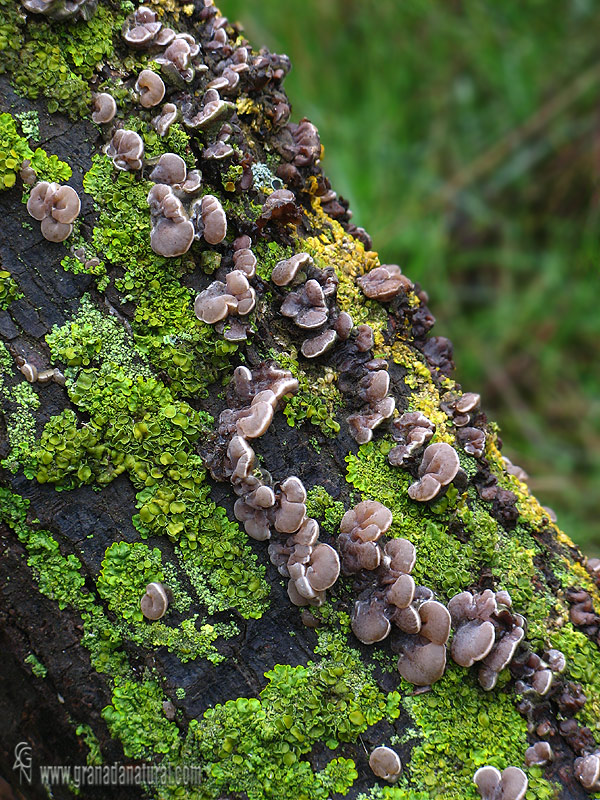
[26,182,81,243]
[339,500,450,686]
[449,589,526,691]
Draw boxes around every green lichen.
[97,540,235,664]
[12,5,118,118]
[0,342,40,474]
[183,629,400,800]
[0,269,22,309]
[0,112,72,189]
[24,653,47,678]
[271,349,342,436]
[305,486,345,534]
[75,723,102,766]
[254,239,293,282]
[102,679,181,759]
[46,294,151,376]
[15,110,40,141]
[401,663,556,800]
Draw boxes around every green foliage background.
[220,0,600,553]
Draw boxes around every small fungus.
[271,252,313,286]
[457,426,486,458]
[288,118,321,167]
[301,329,337,359]
[473,766,528,800]
[183,90,234,130]
[357,264,412,302]
[153,103,179,137]
[135,70,166,108]
[408,442,460,502]
[123,6,166,49]
[369,747,402,783]
[149,153,187,185]
[524,741,553,767]
[388,412,435,467]
[351,599,391,644]
[140,582,169,620]
[91,93,116,124]
[396,637,447,686]
[196,194,227,245]
[105,129,144,172]
[27,182,80,242]
[232,246,257,278]
[575,752,600,792]
[156,34,201,84]
[280,279,328,329]
[275,476,307,533]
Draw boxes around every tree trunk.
[1,3,599,800]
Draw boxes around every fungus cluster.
[183,88,235,132]
[156,33,202,85]
[388,411,435,467]
[122,6,175,50]
[338,501,450,686]
[448,589,525,690]
[473,766,528,800]
[194,270,254,332]
[269,513,340,607]
[524,741,553,767]
[26,182,81,243]
[440,391,487,457]
[272,251,352,359]
[147,184,194,258]
[20,0,96,21]
[105,129,144,172]
[347,360,395,444]
[407,442,461,503]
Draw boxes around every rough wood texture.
[1,3,600,800]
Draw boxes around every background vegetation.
[220,0,600,553]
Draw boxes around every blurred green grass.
[219,0,600,553]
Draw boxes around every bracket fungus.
[275,476,307,534]
[473,766,528,800]
[149,153,187,185]
[135,69,166,108]
[194,270,255,325]
[105,129,144,172]
[122,6,174,49]
[347,363,395,445]
[369,747,402,783]
[140,582,169,620]
[449,589,526,690]
[575,752,600,792]
[357,264,412,302]
[232,240,257,278]
[193,194,227,245]
[388,411,435,467]
[26,182,80,242]
[147,184,194,257]
[288,118,321,167]
[271,252,313,286]
[408,442,460,502]
[20,0,96,20]
[91,92,116,124]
